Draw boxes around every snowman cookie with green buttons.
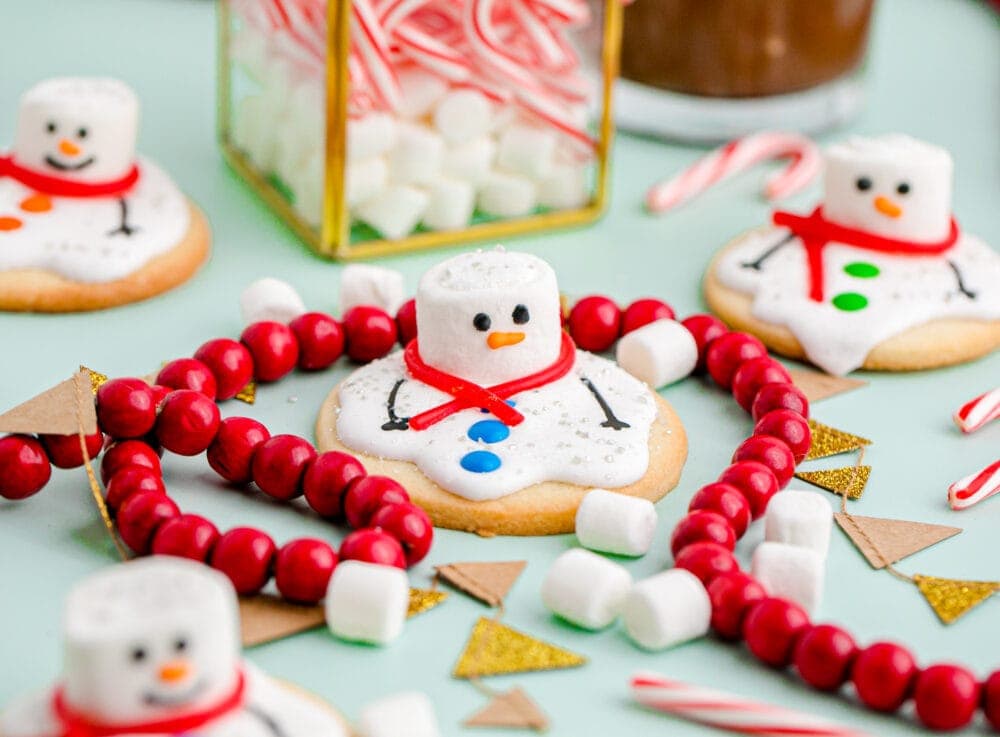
[705,134,1000,375]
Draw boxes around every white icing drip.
[334,350,659,501]
[0,157,189,283]
[715,227,1000,375]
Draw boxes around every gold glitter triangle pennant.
[453,617,586,678]
[914,574,999,625]
[835,514,962,570]
[235,380,257,405]
[437,561,527,607]
[0,371,97,436]
[408,588,448,618]
[79,365,108,395]
[464,687,549,731]
[805,420,871,461]
[795,466,871,500]
[786,369,867,402]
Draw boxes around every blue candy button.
[467,420,510,444]
[460,450,502,473]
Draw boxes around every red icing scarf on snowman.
[403,332,576,431]
[50,669,246,737]
[772,206,961,302]
[0,155,139,198]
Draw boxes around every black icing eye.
[45,121,57,134]
[855,177,872,192]
[896,181,910,195]
[77,127,88,139]
[130,646,147,663]
[473,313,491,331]
[512,304,529,325]
[174,637,188,653]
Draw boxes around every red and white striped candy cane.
[948,459,1000,510]
[646,131,822,214]
[631,673,872,737]
[953,387,1000,434]
[351,0,403,110]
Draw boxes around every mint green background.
[1,1,998,734]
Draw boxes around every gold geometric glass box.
[217,0,623,259]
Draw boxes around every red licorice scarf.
[772,206,961,302]
[50,670,246,737]
[403,331,576,431]
[0,155,139,198]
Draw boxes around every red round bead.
[731,357,792,412]
[568,296,622,352]
[0,434,52,500]
[370,502,434,566]
[743,597,811,668]
[851,642,918,712]
[732,436,796,489]
[96,378,158,439]
[39,430,104,470]
[289,312,345,370]
[708,572,767,640]
[751,382,809,423]
[793,624,857,691]
[210,527,277,595]
[194,338,254,400]
[156,358,218,399]
[342,306,398,363]
[148,384,172,411]
[251,434,317,501]
[717,461,780,519]
[913,664,979,730]
[151,514,220,562]
[344,475,410,529]
[274,538,339,604]
[705,332,766,389]
[681,314,728,373]
[339,528,407,569]
[688,482,752,538]
[670,510,736,557]
[302,451,367,519]
[154,390,222,456]
[117,490,180,554]
[396,298,418,346]
[207,416,270,484]
[674,541,739,586]
[754,409,812,464]
[240,321,299,382]
[106,465,167,511]
[622,298,675,335]
[983,670,1000,730]
[100,440,162,485]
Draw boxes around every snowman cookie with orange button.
[705,134,1000,375]
[0,77,209,312]
[317,248,687,537]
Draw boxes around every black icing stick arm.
[741,231,796,271]
[107,197,138,237]
[381,378,410,431]
[948,260,977,300]
[581,376,630,431]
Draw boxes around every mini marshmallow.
[433,90,493,144]
[240,277,307,325]
[623,569,711,651]
[290,152,324,227]
[358,692,441,737]
[339,263,407,315]
[765,490,833,558]
[348,112,398,162]
[260,57,297,112]
[347,157,389,209]
[478,172,537,218]
[397,68,449,119]
[423,178,476,231]
[389,123,445,185]
[575,488,657,557]
[541,549,632,630]
[538,163,590,210]
[615,319,699,389]
[229,25,269,81]
[443,136,496,186]
[354,185,430,240]
[496,124,558,179]
[324,560,409,645]
[752,541,825,615]
[232,96,280,172]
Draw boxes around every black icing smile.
[44,154,96,172]
[142,679,207,707]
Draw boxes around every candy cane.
[464,0,543,91]
[948,459,1000,510]
[646,132,822,214]
[395,22,473,81]
[953,387,1000,434]
[351,0,403,110]
[631,674,872,737]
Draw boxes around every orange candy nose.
[58,139,81,156]
[158,660,192,683]
[0,216,23,231]
[874,195,903,218]
[487,331,525,349]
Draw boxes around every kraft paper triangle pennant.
[79,365,108,395]
[786,369,867,403]
[834,514,962,569]
[805,420,872,461]
[408,588,448,618]
[239,595,325,647]
[795,466,871,500]
[235,380,257,404]
[914,574,999,625]
[436,561,527,607]
[453,617,586,678]
[0,371,97,435]
[464,687,549,731]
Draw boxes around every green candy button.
[832,292,869,311]
[844,261,880,278]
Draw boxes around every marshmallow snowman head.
[61,558,240,724]
[416,248,562,385]
[822,134,954,242]
[13,77,139,183]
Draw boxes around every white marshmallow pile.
[615,319,699,389]
[541,549,632,630]
[239,277,307,325]
[358,691,441,737]
[575,488,658,557]
[324,561,410,646]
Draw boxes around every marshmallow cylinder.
[615,319,699,388]
[496,124,557,179]
[478,172,537,218]
[348,113,398,162]
[623,569,711,651]
[240,277,307,325]
[541,549,633,630]
[444,136,496,186]
[339,263,407,315]
[359,692,441,737]
[575,488,658,557]
[232,95,278,171]
[291,152,324,227]
[325,561,410,645]
[538,164,590,210]
[346,157,389,209]
[389,123,445,185]
[396,68,448,119]
[433,90,493,144]
[764,490,833,557]
[752,541,825,615]
[423,178,476,231]
[355,185,429,240]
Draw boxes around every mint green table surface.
[1,1,998,734]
